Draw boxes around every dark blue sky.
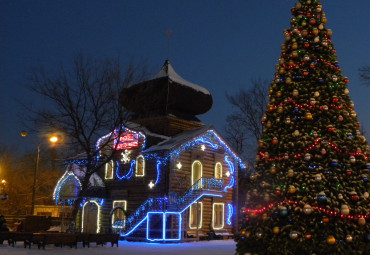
[1,0,369,153]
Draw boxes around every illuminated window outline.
[212,203,224,230]
[81,200,101,233]
[189,202,203,229]
[112,200,127,229]
[191,160,203,188]
[105,160,114,179]
[135,155,145,177]
[146,212,182,241]
[215,162,222,179]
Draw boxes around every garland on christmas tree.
[236,0,370,254]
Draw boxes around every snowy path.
[0,239,236,255]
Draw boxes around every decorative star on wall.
[176,162,182,170]
[121,150,131,164]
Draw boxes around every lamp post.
[30,144,40,215]
[22,132,59,215]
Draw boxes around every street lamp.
[0,179,8,200]
[22,132,59,215]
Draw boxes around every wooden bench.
[0,231,12,246]
[8,232,34,248]
[38,233,78,250]
[213,229,234,240]
[80,233,119,248]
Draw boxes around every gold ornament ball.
[327,235,336,245]
[288,169,294,177]
[341,205,350,215]
[262,213,269,221]
[358,218,366,226]
[303,204,312,215]
[273,227,280,234]
[289,186,296,194]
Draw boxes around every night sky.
[1,0,369,153]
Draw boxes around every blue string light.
[116,160,136,180]
[53,171,82,203]
[155,160,161,185]
[227,203,233,225]
[224,156,235,192]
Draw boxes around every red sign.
[115,131,139,150]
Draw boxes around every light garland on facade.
[189,202,203,229]
[227,203,233,226]
[116,160,136,180]
[223,156,235,192]
[135,155,145,177]
[212,203,225,230]
[81,199,102,233]
[53,171,82,202]
[155,160,161,185]
[146,212,182,241]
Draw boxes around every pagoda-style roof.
[119,60,213,119]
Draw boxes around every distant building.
[53,60,246,241]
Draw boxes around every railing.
[174,177,223,212]
[125,197,168,230]
[124,177,223,234]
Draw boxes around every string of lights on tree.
[236,0,370,254]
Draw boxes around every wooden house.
[53,60,246,241]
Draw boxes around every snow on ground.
[0,239,236,255]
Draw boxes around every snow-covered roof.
[124,121,170,140]
[144,126,211,152]
[153,60,210,95]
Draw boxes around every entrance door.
[82,201,99,233]
[191,161,202,189]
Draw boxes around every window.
[215,162,222,179]
[189,202,203,229]
[212,203,224,230]
[105,160,114,179]
[191,160,202,189]
[135,155,145,177]
[112,200,127,229]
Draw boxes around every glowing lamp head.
[50,136,58,143]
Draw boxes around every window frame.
[214,162,222,179]
[189,201,203,229]
[111,200,127,229]
[105,160,114,179]
[191,160,203,188]
[135,155,145,177]
[212,202,225,230]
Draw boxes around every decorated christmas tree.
[236,1,370,254]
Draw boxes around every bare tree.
[359,66,370,86]
[25,53,149,220]
[224,79,269,163]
